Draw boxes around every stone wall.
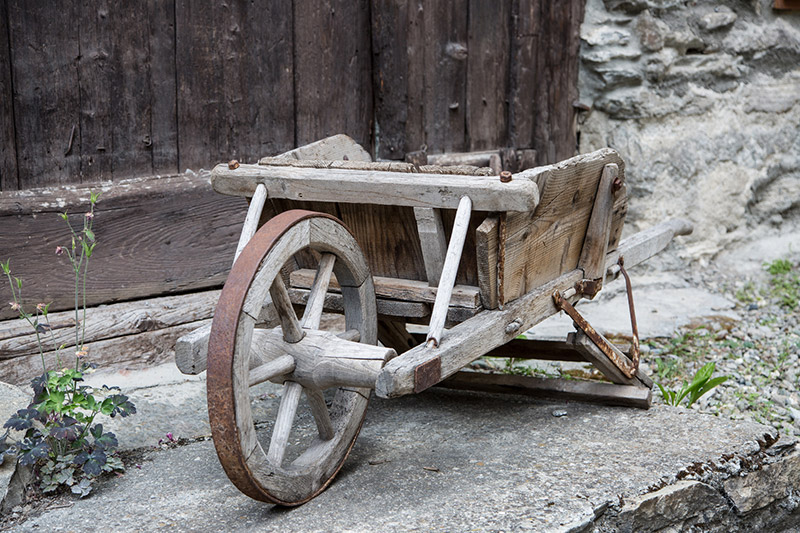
[578,0,800,261]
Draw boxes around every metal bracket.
[553,257,640,379]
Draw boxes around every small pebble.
[552,410,568,418]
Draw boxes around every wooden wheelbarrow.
[175,135,692,505]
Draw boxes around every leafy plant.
[657,361,729,408]
[0,192,136,498]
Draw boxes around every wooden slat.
[0,0,18,191]
[578,164,619,281]
[288,288,481,324]
[570,331,653,388]
[476,215,500,309]
[175,0,295,170]
[437,371,652,409]
[7,1,81,188]
[212,163,540,212]
[466,0,511,151]
[294,0,372,149]
[0,173,245,320]
[0,318,207,387]
[0,290,219,360]
[501,149,627,303]
[290,270,480,308]
[370,0,412,159]
[423,0,468,153]
[146,0,179,175]
[413,208,448,286]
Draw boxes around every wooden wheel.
[207,210,392,505]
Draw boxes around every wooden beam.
[0,173,245,321]
[290,270,481,308]
[570,331,653,388]
[211,163,539,212]
[413,207,448,286]
[436,371,652,409]
[578,164,618,281]
[476,215,500,309]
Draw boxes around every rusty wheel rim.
[207,210,377,505]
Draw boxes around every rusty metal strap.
[552,256,640,378]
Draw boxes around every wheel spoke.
[267,381,303,466]
[269,277,305,343]
[248,354,296,387]
[301,253,336,330]
[305,388,335,441]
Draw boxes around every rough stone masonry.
[577,0,800,261]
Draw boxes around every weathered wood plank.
[0,319,206,387]
[466,0,510,151]
[413,208,448,286]
[370,0,410,159]
[578,164,619,281]
[0,290,219,359]
[570,331,652,388]
[0,173,245,320]
[8,1,82,188]
[212,163,539,212]
[476,215,500,309]
[294,0,372,149]
[437,371,652,409]
[176,0,295,171]
[146,0,179,175]
[274,135,371,163]
[290,270,480,308]
[500,149,627,303]
[0,0,18,191]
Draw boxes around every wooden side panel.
[500,149,627,303]
[176,0,295,171]
[0,174,246,320]
[294,0,373,150]
[0,0,18,191]
[7,1,82,188]
[466,0,511,152]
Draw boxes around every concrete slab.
[5,364,795,532]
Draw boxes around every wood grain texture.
[0,318,206,386]
[7,1,82,187]
[294,0,372,149]
[500,149,627,303]
[176,0,294,170]
[578,164,618,281]
[466,0,510,151]
[290,270,480,308]
[476,215,500,309]
[146,0,179,175]
[0,290,218,360]
[0,0,18,191]
[0,173,245,320]
[413,208,448,286]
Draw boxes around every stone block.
[0,381,32,513]
[635,10,670,51]
[698,6,738,31]
[724,451,800,514]
[582,27,632,47]
[617,480,727,532]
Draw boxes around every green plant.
[0,193,136,497]
[765,258,799,310]
[657,361,729,408]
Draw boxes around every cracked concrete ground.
[3,362,799,532]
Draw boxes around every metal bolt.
[612,177,622,192]
[228,160,240,170]
[499,171,513,183]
